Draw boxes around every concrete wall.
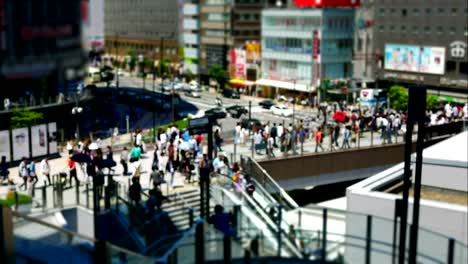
[259,143,414,185]
[421,164,468,192]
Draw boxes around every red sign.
[312,31,320,60]
[295,0,360,7]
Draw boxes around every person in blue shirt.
[208,204,232,236]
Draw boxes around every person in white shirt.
[40,158,51,186]
[277,124,284,139]
[463,103,468,119]
[253,131,263,154]
[267,134,275,158]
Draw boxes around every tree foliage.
[208,64,226,87]
[388,85,408,111]
[10,108,44,128]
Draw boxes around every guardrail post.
[42,186,47,211]
[251,137,255,159]
[366,215,372,264]
[223,235,232,263]
[195,223,205,264]
[94,240,109,263]
[188,208,194,228]
[371,130,374,147]
[75,181,80,205]
[0,205,15,264]
[52,176,56,207]
[447,238,455,264]
[276,205,282,257]
[298,209,302,230]
[57,180,63,208]
[104,186,111,210]
[243,249,251,264]
[86,183,90,209]
[233,143,237,162]
[233,205,240,238]
[13,192,18,211]
[321,208,328,262]
[115,184,119,214]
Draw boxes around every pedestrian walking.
[0,156,10,183]
[120,147,129,176]
[341,126,351,149]
[314,127,324,153]
[18,158,28,191]
[270,123,278,148]
[40,157,51,186]
[68,157,78,187]
[267,134,275,158]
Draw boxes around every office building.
[104,0,179,63]
[257,8,354,98]
[182,0,201,75]
[352,0,375,84]
[200,0,263,77]
[373,0,468,102]
[0,0,85,106]
[82,0,105,51]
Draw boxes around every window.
[446,61,457,73]
[401,25,406,33]
[390,8,396,15]
[460,62,468,75]
[451,8,457,16]
[425,8,431,14]
[357,37,363,51]
[412,25,419,34]
[402,9,407,16]
[379,8,385,16]
[449,27,456,35]
[438,8,444,15]
[437,26,443,34]
[413,8,420,16]
[378,25,385,32]
[390,25,395,32]
[424,26,431,34]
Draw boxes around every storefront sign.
[383,72,424,81]
[312,31,320,60]
[449,41,467,58]
[440,77,468,87]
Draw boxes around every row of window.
[446,61,468,75]
[378,7,468,17]
[377,25,468,36]
[108,41,177,55]
[234,13,260,21]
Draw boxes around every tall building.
[373,0,468,102]
[0,0,85,106]
[199,0,263,77]
[352,0,375,84]
[104,0,180,63]
[182,0,201,75]
[258,8,354,99]
[82,0,105,51]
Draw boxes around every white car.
[271,105,293,117]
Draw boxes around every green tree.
[426,94,439,110]
[388,85,408,111]
[10,108,44,128]
[208,64,226,89]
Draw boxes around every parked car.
[189,81,202,92]
[184,90,201,98]
[259,99,275,109]
[222,89,240,99]
[271,105,293,117]
[225,105,248,118]
[204,107,227,119]
[240,118,262,131]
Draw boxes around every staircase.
[162,188,202,231]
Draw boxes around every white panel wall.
[183,3,198,16]
[183,18,199,30]
[183,33,199,45]
[184,47,198,59]
[421,164,468,192]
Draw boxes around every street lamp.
[71,106,83,140]
[138,54,145,90]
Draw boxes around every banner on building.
[0,130,10,162]
[31,124,48,157]
[384,44,445,75]
[230,49,246,79]
[12,128,29,161]
[245,42,260,62]
[48,122,58,155]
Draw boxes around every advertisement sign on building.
[450,41,467,58]
[230,49,246,79]
[295,0,360,7]
[12,128,29,161]
[245,41,260,62]
[0,130,10,162]
[31,125,48,157]
[48,123,58,155]
[384,44,445,75]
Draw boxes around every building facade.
[352,0,375,84]
[199,0,263,76]
[104,0,179,63]
[258,8,354,98]
[373,0,468,102]
[182,0,201,75]
[0,0,85,106]
[82,0,105,51]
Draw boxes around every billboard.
[295,0,360,7]
[0,130,10,162]
[230,49,246,79]
[384,44,445,75]
[245,42,260,62]
[12,128,29,161]
[48,122,58,154]
[31,125,48,157]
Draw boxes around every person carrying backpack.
[314,127,324,153]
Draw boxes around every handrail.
[153,219,205,263]
[211,173,303,258]
[242,156,299,209]
[12,210,96,243]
